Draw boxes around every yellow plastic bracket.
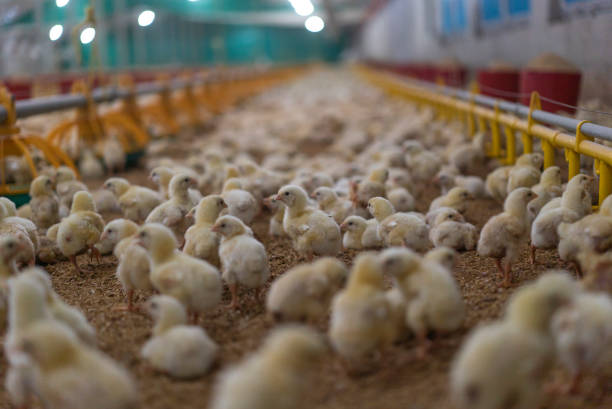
[466,83,478,138]
[542,130,560,169]
[565,120,591,179]
[503,125,516,165]
[523,91,540,154]
[0,86,21,136]
[489,101,502,158]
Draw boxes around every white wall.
[360,0,612,101]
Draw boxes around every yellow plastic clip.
[523,91,540,154]
[0,85,20,136]
[542,130,559,169]
[488,101,502,158]
[466,82,478,138]
[565,120,590,179]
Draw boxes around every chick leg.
[415,330,433,360]
[70,255,82,274]
[90,246,101,264]
[566,371,583,394]
[112,290,140,313]
[227,283,240,309]
[570,261,583,279]
[501,260,512,288]
[530,244,537,265]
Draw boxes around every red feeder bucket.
[520,70,581,114]
[477,69,520,102]
[435,67,467,87]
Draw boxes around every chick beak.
[275,194,282,201]
[432,176,439,184]
[340,222,347,232]
[100,231,108,241]
[211,225,220,233]
[531,193,539,199]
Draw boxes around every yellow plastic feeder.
[0,85,78,206]
[140,74,181,137]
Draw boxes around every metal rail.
[394,74,612,143]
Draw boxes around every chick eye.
[7,242,14,249]
[284,192,290,196]
[348,222,353,226]
[139,232,146,238]
[108,229,114,234]
[448,215,453,219]
[221,223,226,228]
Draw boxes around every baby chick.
[450,272,578,409]
[386,186,416,212]
[526,165,563,222]
[428,186,472,214]
[266,257,347,322]
[369,197,429,251]
[0,201,38,265]
[312,186,353,224]
[485,165,512,202]
[103,177,162,223]
[150,166,202,203]
[79,149,105,179]
[276,185,342,259]
[449,132,486,174]
[429,207,478,251]
[142,295,218,379]
[17,321,138,409]
[424,246,458,272]
[381,248,465,357]
[50,191,105,273]
[506,152,543,193]
[55,166,88,217]
[221,178,259,225]
[137,223,222,322]
[329,253,394,366]
[96,218,139,255]
[29,175,60,229]
[100,136,126,173]
[552,292,612,393]
[340,215,367,250]
[210,326,325,409]
[350,167,388,208]
[477,188,536,287]
[213,215,269,309]
[184,195,226,267]
[262,195,286,237]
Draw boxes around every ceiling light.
[56,0,69,7]
[49,24,63,41]
[138,10,156,27]
[305,15,324,33]
[80,27,96,44]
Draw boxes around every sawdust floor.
[1,149,611,409]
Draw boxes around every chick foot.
[226,283,240,310]
[70,255,83,274]
[89,246,101,264]
[530,244,537,265]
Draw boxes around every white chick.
[340,215,367,250]
[213,215,269,309]
[381,248,465,357]
[142,295,218,379]
[210,326,325,409]
[103,177,162,223]
[429,187,472,214]
[28,175,60,229]
[530,174,592,264]
[507,153,543,193]
[276,185,342,259]
[386,186,415,212]
[22,267,96,346]
[79,149,104,179]
[266,257,347,322]
[54,166,88,217]
[404,141,442,185]
[114,233,151,312]
[145,173,198,245]
[450,132,486,174]
[136,223,222,322]
[429,207,478,251]
[150,166,202,204]
[329,253,395,365]
[262,195,286,237]
[424,246,458,272]
[96,218,139,255]
[92,188,121,214]
[485,166,512,202]
[0,208,36,267]
[17,321,138,409]
[221,178,259,225]
[100,136,126,173]
[369,197,430,251]
[51,191,104,273]
[0,200,38,256]
[477,188,536,287]
[450,272,579,409]
[350,167,388,208]
[552,292,612,393]
[0,237,28,333]
[184,195,226,267]
[312,186,353,224]
[526,166,563,222]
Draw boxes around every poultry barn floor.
[1,134,611,409]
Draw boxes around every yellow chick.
[136,223,222,322]
[311,186,353,224]
[526,165,563,221]
[213,215,269,309]
[449,132,486,174]
[450,271,578,409]
[428,186,472,214]
[0,236,24,332]
[350,167,388,208]
[22,267,97,346]
[210,326,325,409]
[424,246,458,272]
[403,141,442,185]
[17,321,138,409]
[100,136,126,173]
[262,195,286,237]
[266,257,347,322]
[0,200,38,258]
[329,253,394,365]
[530,173,592,264]
[184,195,226,267]
[506,152,543,193]
[150,165,202,203]
[103,177,162,223]
[113,232,151,312]
[558,213,612,275]
[92,188,121,214]
[381,248,465,357]
[368,196,429,250]
[51,191,104,273]
[386,186,415,212]
[0,210,36,267]
[485,165,512,202]
[29,175,60,229]
[552,292,612,393]
[96,218,139,255]
[340,215,368,250]
[54,166,88,217]
[276,185,342,259]
[221,178,259,225]
[79,148,104,179]
[145,173,199,245]
[141,295,218,379]
[429,207,478,251]
[477,188,536,287]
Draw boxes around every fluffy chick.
[96,218,139,255]
[222,178,259,225]
[527,166,563,222]
[429,208,478,251]
[213,215,269,309]
[29,175,60,229]
[184,195,226,267]
[210,326,325,409]
[329,253,395,365]
[485,166,512,202]
[103,177,162,223]
[137,223,222,322]
[262,195,286,237]
[266,257,347,322]
[142,295,218,379]
[477,188,536,287]
[51,191,104,273]
[276,185,341,259]
[312,186,353,224]
[507,153,543,193]
[55,166,88,218]
[429,187,472,214]
[17,321,138,409]
[350,167,388,208]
